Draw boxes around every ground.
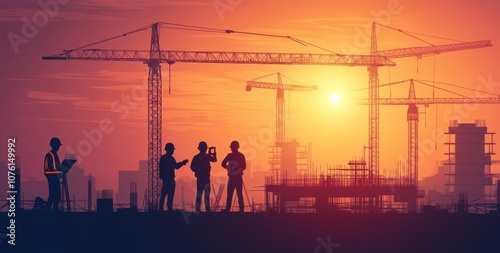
[1,211,499,252]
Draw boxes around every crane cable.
[168,63,172,94]
[414,80,468,98]
[348,79,410,92]
[281,73,306,85]
[375,22,465,46]
[376,22,435,46]
[416,79,498,97]
[249,72,281,82]
[160,22,339,54]
[249,72,309,85]
[279,73,309,123]
[350,79,499,100]
[62,22,339,55]
[388,68,392,98]
[62,24,152,53]
[352,78,498,97]
[249,72,313,122]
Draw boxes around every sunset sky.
[1,0,500,191]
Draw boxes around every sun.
[329,93,340,104]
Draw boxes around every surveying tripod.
[60,172,71,212]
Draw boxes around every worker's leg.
[235,176,244,212]
[225,177,235,212]
[54,177,61,211]
[196,178,203,212]
[47,175,61,211]
[45,175,54,210]
[204,178,211,212]
[159,179,168,211]
[166,180,176,211]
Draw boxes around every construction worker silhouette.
[190,141,217,213]
[221,140,246,212]
[44,137,62,211]
[159,143,188,212]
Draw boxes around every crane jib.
[42,50,396,67]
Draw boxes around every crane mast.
[147,23,162,211]
[407,81,418,188]
[369,22,380,187]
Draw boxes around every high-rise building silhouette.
[117,160,148,209]
[445,120,495,204]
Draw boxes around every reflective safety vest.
[44,151,61,175]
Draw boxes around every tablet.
[61,159,77,173]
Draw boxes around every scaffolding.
[265,159,424,214]
[269,139,309,180]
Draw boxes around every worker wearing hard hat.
[190,141,217,213]
[221,140,246,212]
[44,137,63,211]
[159,143,188,212]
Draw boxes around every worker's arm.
[240,154,246,171]
[221,154,229,169]
[53,153,62,171]
[210,153,217,162]
[55,157,61,171]
[44,153,52,171]
[159,156,164,170]
[190,156,196,172]
[175,159,188,170]
[158,156,166,179]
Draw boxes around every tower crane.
[41,22,491,211]
[246,72,317,144]
[358,79,500,211]
[246,72,317,178]
[42,23,393,211]
[366,22,492,186]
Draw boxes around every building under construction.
[265,158,424,214]
[269,139,310,178]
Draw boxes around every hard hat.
[165,143,175,151]
[50,137,62,147]
[198,141,208,150]
[230,140,239,148]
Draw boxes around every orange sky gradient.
[1,0,500,192]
